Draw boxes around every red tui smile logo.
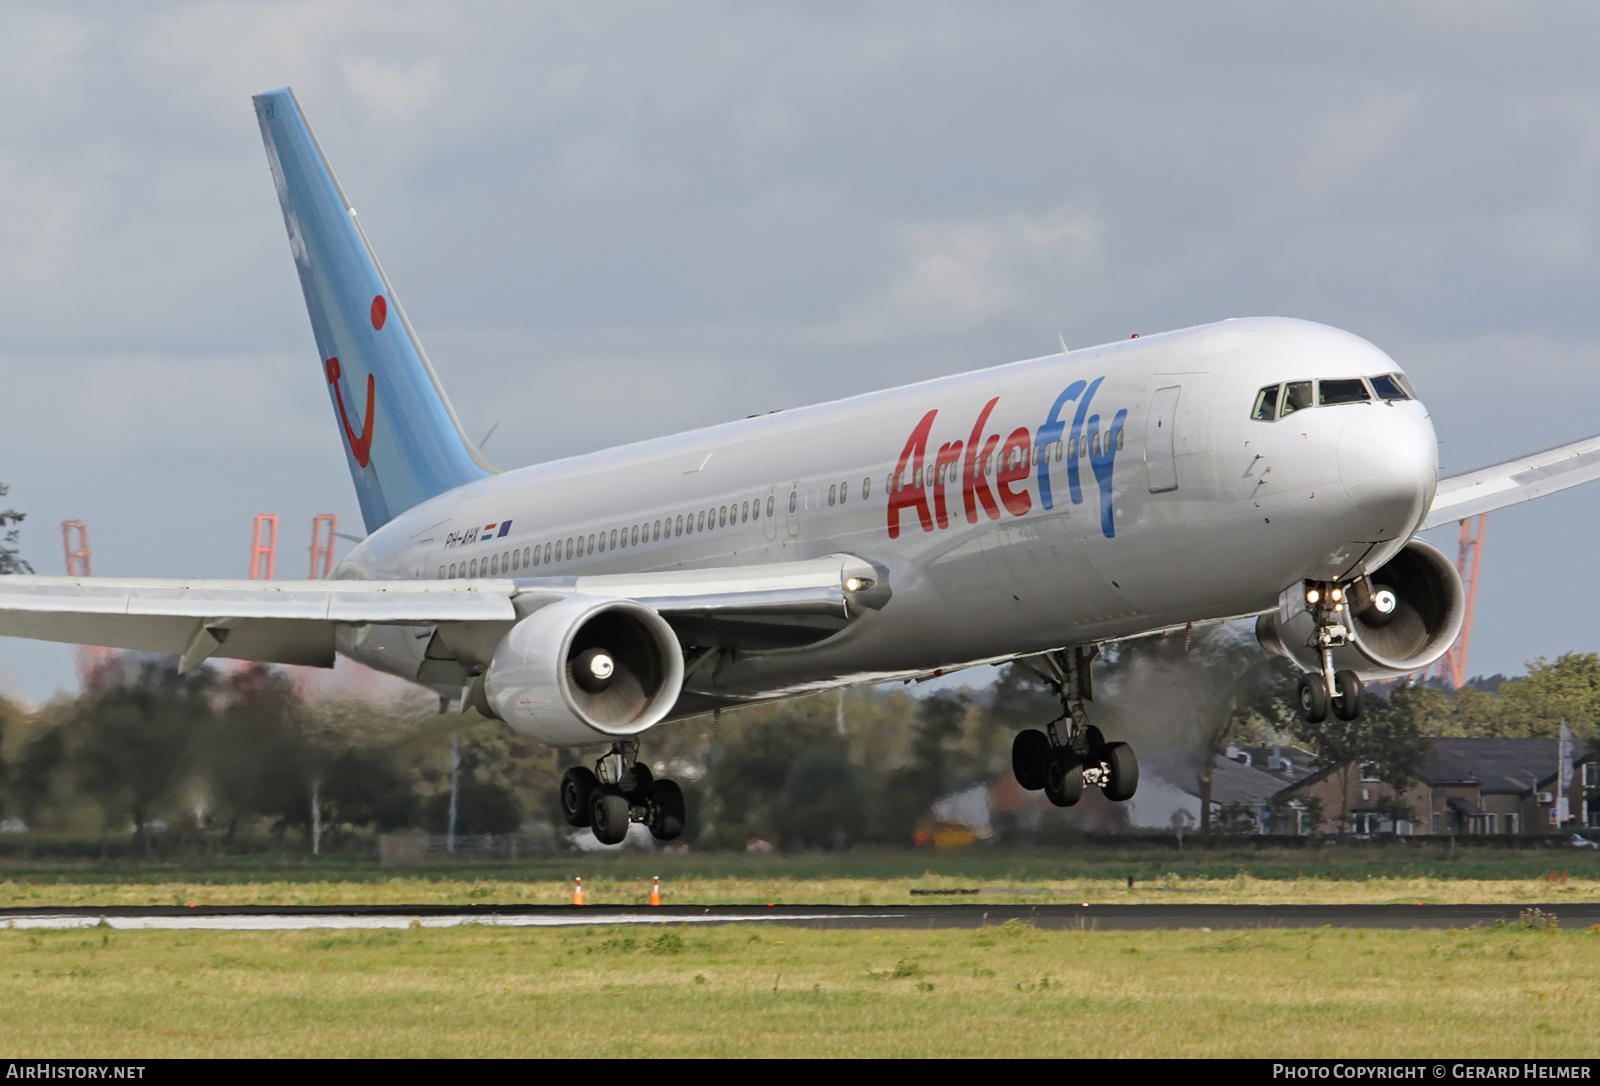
[325,355,374,468]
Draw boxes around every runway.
[0,902,1591,931]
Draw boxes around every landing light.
[846,577,875,593]
[1330,587,1344,602]
[1305,588,1320,605]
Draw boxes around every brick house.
[1271,737,1594,836]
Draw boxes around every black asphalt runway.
[0,902,1592,930]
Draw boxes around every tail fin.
[253,87,493,533]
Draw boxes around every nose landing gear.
[1296,581,1365,724]
[1009,646,1139,806]
[559,739,687,845]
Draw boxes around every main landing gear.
[1295,581,1365,725]
[1010,646,1139,807]
[559,740,686,846]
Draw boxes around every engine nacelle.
[1256,538,1465,681]
[477,596,685,746]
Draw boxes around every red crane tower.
[309,514,337,578]
[61,521,91,576]
[1425,514,1487,689]
[61,520,113,690]
[248,514,279,580]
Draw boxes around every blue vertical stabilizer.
[253,87,492,533]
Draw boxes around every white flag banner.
[1560,721,1576,792]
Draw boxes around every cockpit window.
[1319,378,1371,406]
[1280,381,1314,417]
[1251,384,1281,421]
[1369,373,1410,401]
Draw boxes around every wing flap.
[0,577,518,668]
[0,555,888,667]
[1422,433,1600,530]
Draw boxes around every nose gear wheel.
[1295,580,1366,724]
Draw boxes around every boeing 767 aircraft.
[2,88,1597,844]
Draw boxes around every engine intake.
[477,596,685,745]
[1256,538,1465,681]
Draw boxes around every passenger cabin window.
[862,476,871,499]
[1281,381,1314,417]
[1369,373,1410,401]
[1320,378,1371,406]
[1251,384,1281,421]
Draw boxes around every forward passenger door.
[1145,385,1181,493]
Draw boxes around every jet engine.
[1256,538,1465,681]
[473,596,685,746]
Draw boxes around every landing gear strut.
[1009,646,1139,806]
[1296,581,1364,724]
[560,740,686,845]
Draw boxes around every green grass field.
[2,920,1593,1057]
[2,847,1597,908]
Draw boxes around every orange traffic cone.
[573,876,584,907]
[650,876,661,907]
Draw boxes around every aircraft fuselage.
[339,315,1437,721]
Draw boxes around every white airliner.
[3,88,1598,844]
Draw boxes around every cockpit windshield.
[1281,381,1314,417]
[1251,384,1280,421]
[1369,373,1411,401]
[1319,379,1370,406]
[1249,373,1413,421]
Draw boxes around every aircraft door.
[785,484,800,537]
[764,487,778,542]
[1145,385,1181,493]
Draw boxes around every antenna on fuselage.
[1057,333,1069,354]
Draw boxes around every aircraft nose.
[1338,407,1438,540]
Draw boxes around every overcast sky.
[2,1,1598,701]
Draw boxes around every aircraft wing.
[1421,432,1600,531]
[0,554,886,672]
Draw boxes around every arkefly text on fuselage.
[887,377,1130,542]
